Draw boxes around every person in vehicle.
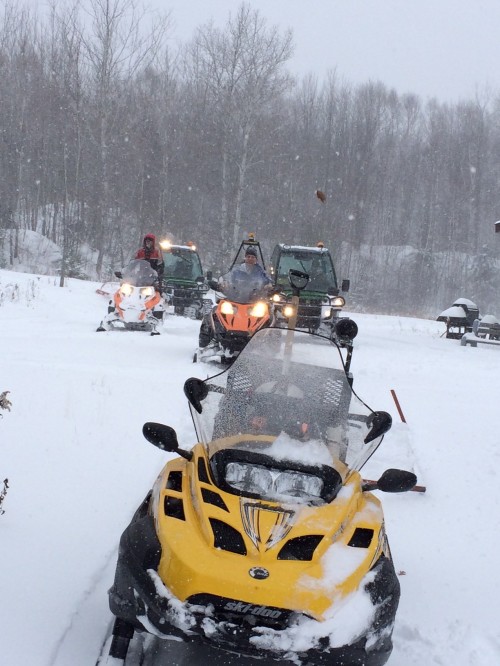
[135,234,164,291]
[219,247,273,299]
[238,246,272,283]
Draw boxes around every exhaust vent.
[197,457,211,484]
[209,518,247,555]
[201,488,229,512]
[348,528,374,548]
[278,535,323,561]
[166,471,182,492]
[164,496,185,521]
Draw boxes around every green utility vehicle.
[269,242,350,337]
[159,241,211,320]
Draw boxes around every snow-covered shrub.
[0,278,40,306]
[0,478,9,515]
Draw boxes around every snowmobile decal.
[240,500,295,551]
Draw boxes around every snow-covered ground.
[1,268,499,666]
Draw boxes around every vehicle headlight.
[120,283,134,296]
[331,296,345,308]
[271,293,284,303]
[140,286,155,298]
[283,305,295,318]
[248,301,268,318]
[220,300,237,315]
[159,240,171,250]
[322,306,333,319]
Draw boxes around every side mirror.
[334,317,358,341]
[341,279,350,292]
[114,271,123,279]
[142,422,193,460]
[374,468,417,493]
[206,270,213,281]
[364,411,392,444]
[184,377,209,413]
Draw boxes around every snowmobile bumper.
[98,310,162,334]
[109,514,398,665]
[213,321,252,353]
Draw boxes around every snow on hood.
[266,431,333,466]
[250,563,379,655]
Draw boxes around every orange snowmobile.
[195,238,275,363]
[96,260,165,335]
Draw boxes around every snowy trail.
[50,547,118,666]
[2,273,500,665]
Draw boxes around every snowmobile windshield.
[276,250,337,293]
[163,247,203,281]
[218,266,269,304]
[188,328,387,492]
[121,260,158,286]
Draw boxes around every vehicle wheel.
[199,319,212,348]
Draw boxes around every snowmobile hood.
[151,439,388,621]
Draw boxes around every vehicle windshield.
[188,328,387,504]
[218,265,269,304]
[163,248,203,281]
[121,259,158,286]
[275,250,337,292]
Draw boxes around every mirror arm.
[177,448,193,461]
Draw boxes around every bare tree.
[77,0,169,275]
[188,3,293,261]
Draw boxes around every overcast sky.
[154,0,500,103]
[24,0,500,103]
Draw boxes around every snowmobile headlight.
[248,301,268,318]
[120,283,134,296]
[331,296,345,308]
[226,462,324,502]
[283,304,295,318]
[140,286,155,298]
[220,300,237,315]
[271,293,285,303]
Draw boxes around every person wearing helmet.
[135,234,165,291]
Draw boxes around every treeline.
[1,0,499,316]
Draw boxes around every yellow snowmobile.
[101,323,416,665]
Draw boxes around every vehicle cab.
[269,242,349,334]
[159,240,211,320]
